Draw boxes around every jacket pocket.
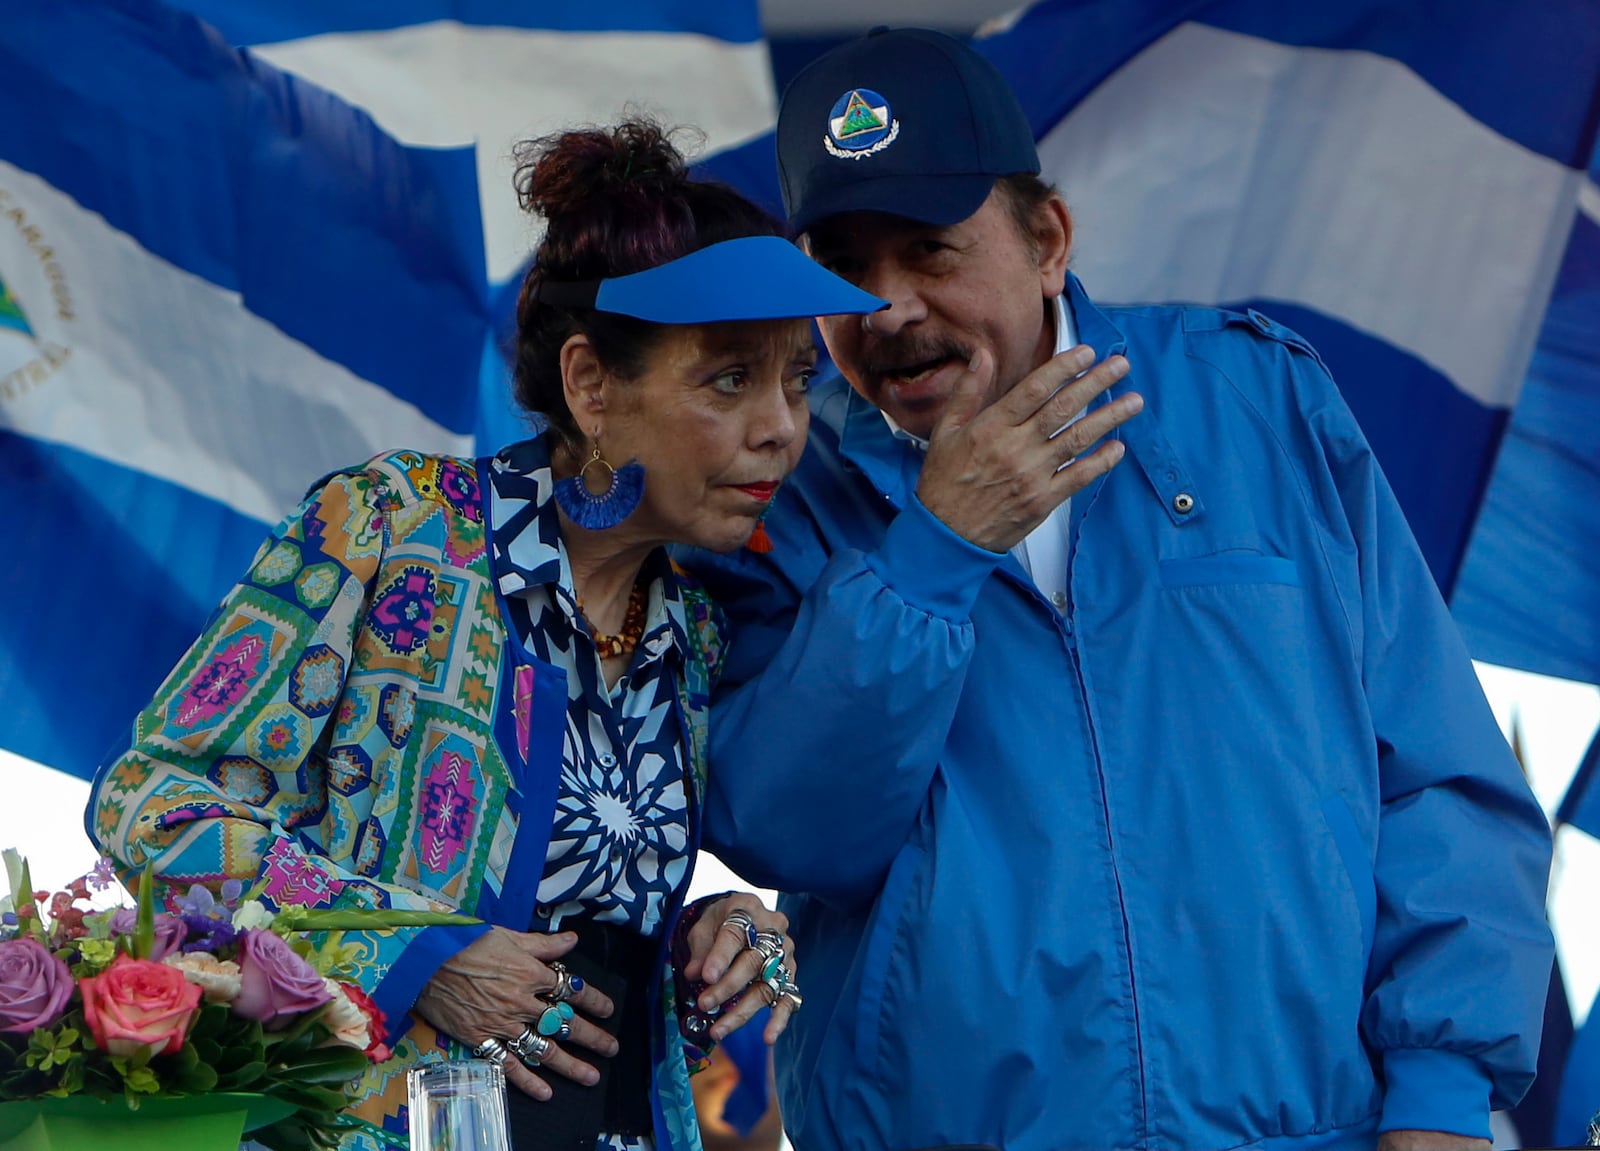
[855,841,925,1065]
[1321,793,1376,964]
[1159,554,1300,588]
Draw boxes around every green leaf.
[274,908,480,932]
[265,1081,351,1111]
[215,1059,269,1091]
[275,1046,368,1084]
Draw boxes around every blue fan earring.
[554,441,645,530]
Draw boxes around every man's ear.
[560,334,606,429]
[1036,195,1072,299]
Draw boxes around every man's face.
[805,188,1068,440]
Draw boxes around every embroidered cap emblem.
[824,88,899,159]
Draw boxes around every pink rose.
[0,939,74,1033]
[232,928,331,1028]
[79,955,202,1057]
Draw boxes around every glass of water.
[408,1059,512,1151]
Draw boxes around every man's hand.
[916,345,1140,552]
[413,926,617,1101]
[1375,1130,1491,1151]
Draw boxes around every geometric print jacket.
[87,443,725,1151]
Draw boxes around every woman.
[86,119,883,1151]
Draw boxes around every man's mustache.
[861,336,972,377]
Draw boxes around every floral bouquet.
[0,851,472,1150]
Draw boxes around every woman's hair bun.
[514,119,689,225]
[506,116,783,443]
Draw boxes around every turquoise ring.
[536,1001,575,1039]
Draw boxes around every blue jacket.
[687,276,1553,1151]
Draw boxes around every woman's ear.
[560,334,606,430]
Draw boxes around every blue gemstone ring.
[720,908,757,946]
[548,961,585,1003]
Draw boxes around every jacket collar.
[830,274,1202,529]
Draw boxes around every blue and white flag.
[0,0,773,781]
[972,0,1599,608]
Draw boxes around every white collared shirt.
[882,294,1079,614]
[1015,293,1079,614]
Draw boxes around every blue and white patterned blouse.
[486,440,692,939]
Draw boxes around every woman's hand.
[682,892,798,1044]
[413,927,617,1101]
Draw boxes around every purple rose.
[0,938,74,1033]
[232,928,331,1029]
[106,910,189,960]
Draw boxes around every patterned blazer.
[88,444,725,1151]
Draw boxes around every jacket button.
[1173,492,1195,514]
[1051,590,1069,612]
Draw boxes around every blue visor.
[536,235,885,323]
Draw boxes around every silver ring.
[471,1037,509,1064]
[779,987,803,1012]
[720,908,757,943]
[508,1028,552,1067]
[547,960,584,1003]
[751,929,785,963]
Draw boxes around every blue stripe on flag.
[0,432,271,780]
[1556,731,1600,839]
[1454,207,1600,683]
[165,0,764,45]
[0,0,489,432]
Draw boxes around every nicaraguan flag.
[0,0,774,781]
[974,1,1599,609]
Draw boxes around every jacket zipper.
[1066,478,1152,1150]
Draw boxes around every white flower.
[231,901,277,932]
[163,953,243,1003]
[318,978,371,1051]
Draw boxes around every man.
[689,27,1553,1151]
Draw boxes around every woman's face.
[590,317,816,553]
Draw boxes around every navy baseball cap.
[777,27,1040,235]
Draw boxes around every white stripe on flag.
[1580,177,1600,228]
[0,159,472,524]
[1042,22,1576,409]
[252,24,778,282]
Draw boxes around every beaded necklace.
[578,579,648,660]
